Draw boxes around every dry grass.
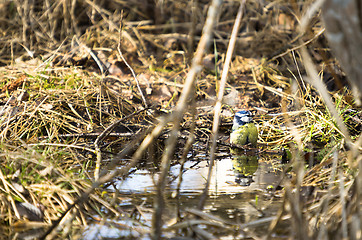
[0,0,360,239]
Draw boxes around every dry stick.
[118,12,148,109]
[34,39,67,72]
[151,0,223,239]
[94,108,147,180]
[338,170,348,239]
[279,80,308,239]
[316,150,339,239]
[176,99,196,221]
[49,132,134,139]
[270,28,325,61]
[0,169,20,224]
[187,0,197,65]
[89,49,107,75]
[30,142,97,154]
[198,0,246,210]
[267,196,289,238]
[355,158,362,237]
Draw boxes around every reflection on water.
[114,158,245,194]
[89,150,285,239]
[83,191,283,239]
[230,149,282,189]
[231,152,259,186]
[114,149,282,194]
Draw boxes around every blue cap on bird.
[232,110,253,131]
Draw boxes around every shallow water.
[113,154,282,194]
[83,149,286,239]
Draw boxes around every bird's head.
[232,110,253,131]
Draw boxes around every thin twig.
[270,28,325,61]
[198,0,246,210]
[118,11,148,108]
[176,98,196,220]
[94,108,148,180]
[42,132,134,139]
[151,0,223,238]
[29,142,97,154]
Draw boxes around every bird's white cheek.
[240,116,252,123]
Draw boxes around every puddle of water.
[113,153,282,195]
[84,190,284,239]
[85,149,286,239]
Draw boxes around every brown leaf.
[1,75,26,93]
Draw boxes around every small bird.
[230,110,258,147]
